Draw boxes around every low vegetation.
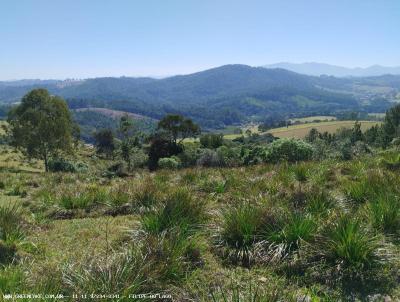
[1,89,400,300]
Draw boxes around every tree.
[118,114,135,139]
[200,133,224,149]
[93,129,115,158]
[157,114,200,144]
[117,115,137,170]
[147,137,183,170]
[305,128,319,143]
[381,104,400,147]
[7,89,75,172]
[351,121,363,143]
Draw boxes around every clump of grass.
[381,154,400,171]
[141,188,205,236]
[209,279,282,302]
[291,164,309,182]
[367,194,400,235]
[0,203,25,265]
[6,184,27,197]
[0,203,24,244]
[307,216,383,271]
[306,189,335,216]
[215,202,271,266]
[0,266,24,292]
[58,184,108,210]
[63,248,150,295]
[343,171,394,204]
[132,179,160,211]
[264,213,316,260]
[144,230,203,283]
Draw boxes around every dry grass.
[268,120,381,138]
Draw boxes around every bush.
[130,149,148,168]
[177,144,201,167]
[48,158,88,173]
[217,146,242,167]
[265,139,313,163]
[242,146,268,165]
[200,133,224,149]
[104,162,128,178]
[158,157,181,169]
[197,149,223,167]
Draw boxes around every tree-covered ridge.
[1,65,399,128]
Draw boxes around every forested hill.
[1,65,399,128]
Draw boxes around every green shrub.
[200,133,224,149]
[104,162,128,178]
[158,157,181,169]
[197,149,223,167]
[217,146,242,167]
[265,139,313,163]
[48,158,77,172]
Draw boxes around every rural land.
[1,66,400,301]
[2,1,400,301]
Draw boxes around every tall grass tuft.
[0,203,24,243]
[367,194,400,235]
[309,216,382,271]
[216,202,270,266]
[63,248,149,295]
[209,279,282,302]
[141,188,205,236]
[265,213,316,259]
[306,189,335,216]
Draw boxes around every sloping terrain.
[1,65,399,128]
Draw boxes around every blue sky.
[1,0,399,80]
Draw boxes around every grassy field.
[289,115,336,123]
[1,143,400,300]
[267,120,381,138]
[225,120,381,139]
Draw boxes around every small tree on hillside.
[157,114,200,144]
[93,129,115,158]
[7,89,75,172]
[118,114,135,139]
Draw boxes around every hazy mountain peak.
[263,62,400,77]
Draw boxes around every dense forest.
[1,65,399,129]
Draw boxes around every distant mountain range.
[263,62,400,77]
[0,65,399,130]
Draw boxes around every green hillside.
[2,65,398,128]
